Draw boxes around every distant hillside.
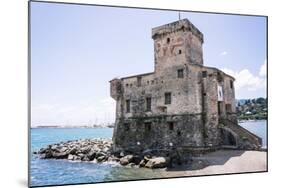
[236,97,267,121]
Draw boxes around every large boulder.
[139,159,146,167]
[58,147,68,153]
[87,150,96,161]
[38,147,49,154]
[120,155,134,166]
[81,147,91,154]
[73,155,81,161]
[91,145,101,152]
[41,151,52,159]
[143,155,151,162]
[52,152,68,159]
[97,155,106,162]
[77,153,84,159]
[119,151,125,158]
[69,147,78,155]
[127,163,136,167]
[145,157,170,168]
[131,155,142,165]
[96,151,106,158]
[51,145,58,150]
[102,147,110,153]
[107,156,120,162]
[82,155,90,161]
[68,154,75,160]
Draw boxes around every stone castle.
[110,19,261,153]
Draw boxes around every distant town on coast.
[31,123,115,129]
[236,97,267,121]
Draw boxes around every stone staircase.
[219,118,262,150]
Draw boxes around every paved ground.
[159,150,267,177]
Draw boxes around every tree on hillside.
[256,97,266,104]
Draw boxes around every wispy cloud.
[259,60,267,77]
[219,51,228,56]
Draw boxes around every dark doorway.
[220,129,236,146]
[217,101,223,115]
[145,122,152,132]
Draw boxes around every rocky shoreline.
[34,139,180,169]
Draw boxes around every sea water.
[239,120,267,148]
[30,121,267,187]
[30,128,164,186]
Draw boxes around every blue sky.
[31,2,267,126]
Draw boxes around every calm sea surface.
[30,121,267,187]
[239,120,267,148]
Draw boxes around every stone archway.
[220,128,237,147]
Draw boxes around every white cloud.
[222,66,266,92]
[259,60,267,77]
[220,51,228,56]
[31,97,116,126]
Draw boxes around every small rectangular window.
[202,71,207,78]
[145,122,152,131]
[124,123,130,131]
[126,100,130,113]
[137,76,142,87]
[146,97,151,111]
[165,92,171,104]
[167,38,170,44]
[225,104,232,113]
[230,80,233,89]
[168,122,174,130]
[177,69,184,78]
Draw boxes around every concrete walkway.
[159,150,267,177]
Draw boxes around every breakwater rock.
[34,139,180,169]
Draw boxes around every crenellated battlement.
[152,19,204,43]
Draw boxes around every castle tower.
[110,18,261,153]
[152,19,204,76]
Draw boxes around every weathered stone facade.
[110,19,261,153]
